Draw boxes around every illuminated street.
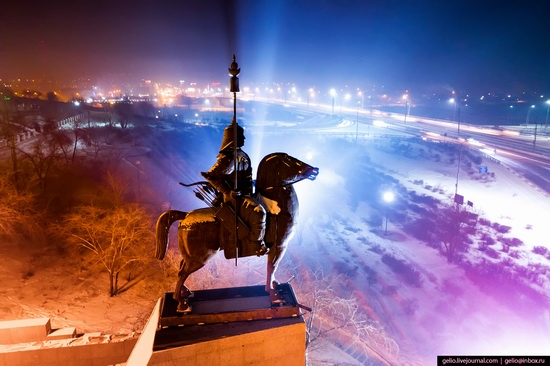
[2,1,550,365]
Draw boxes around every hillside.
[1,123,549,365]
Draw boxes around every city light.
[382,191,395,203]
[2,3,550,363]
[382,190,395,235]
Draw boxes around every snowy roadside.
[286,132,550,363]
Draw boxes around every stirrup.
[256,242,268,256]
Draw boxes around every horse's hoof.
[269,291,286,306]
[177,302,192,313]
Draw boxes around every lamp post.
[525,105,535,126]
[330,88,336,115]
[382,191,395,235]
[344,93,351,114]
[355,91,364,143]
[307,88,314,109]
[545,100,550,129]
[135,160,141,203]
[402,94,409,123]
[449,98,460,135]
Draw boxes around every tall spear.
[228,55,240,265]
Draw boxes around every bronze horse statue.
[155,152,319,311]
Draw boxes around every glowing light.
[383,191,395,203]
[373,120,387,127]
[467,138,484,147]
[502,129,520,136]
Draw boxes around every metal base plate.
[159,284,301,327]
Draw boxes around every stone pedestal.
[127,284,307,366]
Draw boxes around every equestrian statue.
[154,56,319,312]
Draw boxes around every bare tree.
[0,173,41,241]
[435,203,476,263]
[296,263,399,365]
[48,114,87,165]
[17,134,62,191]
[114,101,133,129]
[62,203,154,296]
[0,103,24,190]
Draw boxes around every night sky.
[1,0,549,94]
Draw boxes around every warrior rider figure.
[201,121,268,256]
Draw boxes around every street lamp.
[307,88,314,108]
[136,160,141,203]
[357,90,364,110]
[525,105,535,126]
[545,100,550,128]
[355,91,364,143]
[402,94,409,123]
[344,93,351,114]
[330,88,337,115]
[382,191,395,235]
[449,98,460,135]
[449,98,457,120]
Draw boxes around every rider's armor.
[201,122,267,256]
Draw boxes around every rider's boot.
[256,240,268,256]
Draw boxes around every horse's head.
[256,153,319,192]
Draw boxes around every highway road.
[4,97,550,194]
[252,98,550,194]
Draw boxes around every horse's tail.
[155,210,188,260]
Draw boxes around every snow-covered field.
[2,115,549,365]
[281,131,550,364]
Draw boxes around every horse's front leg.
[266,246,286,304]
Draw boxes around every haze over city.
[2,0,549,95]
[2,1,550,365]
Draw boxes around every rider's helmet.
[220,121,245,152]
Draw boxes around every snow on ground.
[286,132,550,363]
[3,116,550,364]
[373,145,550,251]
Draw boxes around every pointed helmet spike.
[229,55,240,93]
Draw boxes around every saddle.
[216,199,275,259]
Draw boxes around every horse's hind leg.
[173,259,206,312]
